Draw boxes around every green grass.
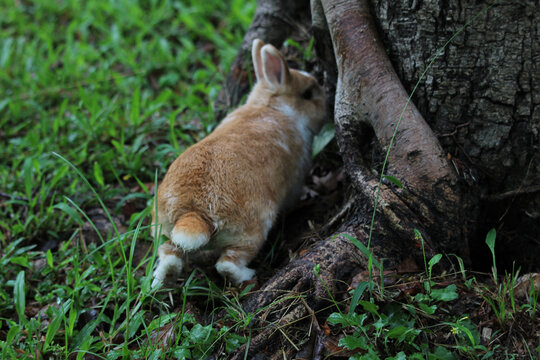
[0,0,256,358]
[2,1,539,359]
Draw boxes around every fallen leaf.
[396,281,423,298]
[312,169,343,193]
[321,336,363,357]
[81,208,127,244]
[32,258,47,273]
[149,322,176,348]
[321,322,331,336]
[514,273,540,299]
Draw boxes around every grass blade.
[340,234,382,270]
[14,271,26,325]
[43,299,73,353]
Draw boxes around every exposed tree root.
[228,232,363,358]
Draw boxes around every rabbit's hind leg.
[152,240,184,288]
[215,243,259,284]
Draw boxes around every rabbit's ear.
[252,39,264,82]
[261,44,290,91]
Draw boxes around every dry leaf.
[149,322,176,348]
[514,273,540,299]
[321,322,331,336]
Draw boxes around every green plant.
[521,276,539,319]
[414,228,457,304]
[445,316,495,359]
[327,291,460,359]
[312,122,336,158]
[284,37,316,63]
[481,263,539,330]
[333,235,463,359]
[485,228,497,284]
[482,229,521,327]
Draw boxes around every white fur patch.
[276,139,290,153]
[172,229,209,251]
[215,261,255,284]
[276,101,313,180]
[276,102,312,147]
[259,117,289,153]
[152,254,183,288]
[261,116,278,125]
[261,207,276,238]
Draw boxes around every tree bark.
[317,0,472,260]
[218,0,539,357]
[370,0,539,270]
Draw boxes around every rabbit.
[151,39,326,288]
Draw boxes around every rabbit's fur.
[151,39,326,287]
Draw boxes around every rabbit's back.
[157,104,311,240]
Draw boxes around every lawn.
[1,1,539,359]
[1,0,257,358]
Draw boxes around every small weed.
[480,229,539,330]
[485,228,497,284]
[335,233,536,359]
[284,37,316,64]
[445,316,495,359]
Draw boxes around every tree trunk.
[219,0,539,357]
[370,0,539,271]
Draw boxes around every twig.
[0,191,28,202]
[322,196,354,233]
[300,297,325,360]
[440,121,471,137]
[485,185,540,201]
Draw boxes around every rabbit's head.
[246,39,326,135]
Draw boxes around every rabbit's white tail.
[152,212,213,288]
[171,212,212,251]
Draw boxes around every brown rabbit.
[151,39,326,287]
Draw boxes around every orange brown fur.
[151,39,326,286]
[174,212,212,238]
